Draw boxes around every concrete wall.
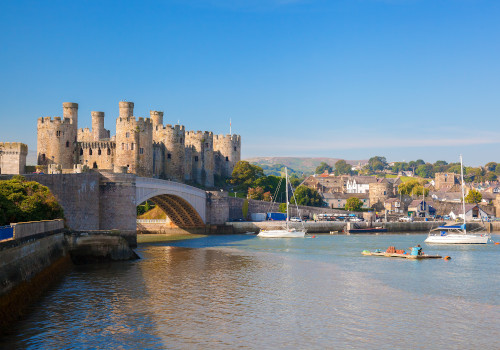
[0,233,70,332]
[227,221,346,234]
[12,219,64,240]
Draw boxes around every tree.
[230,161,265,191]
[485,172,498,181]
[485,162,497,172]
[345,197,363,211]
[415,163,434,178]
[0,176,64,225]
[242,199,249,218]
[434,160,448,166]
[334,160,352,175]
[368,156,387,172]
[465,189,482,204]
[391,162,408,173]
[398,179,429,196]
[290,185,323,207]
[279,203,287,213]
[247,186,272,201]
[315,162,332,174]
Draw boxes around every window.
[234,146,237,151]
[66,141,70,147]
[180,138,183,143]
[56,131,61,137]
[98,149,101,155]
[93,162,97,169]
[89,148,92,155]
[384,191,386,195]
[131,143,134,150]
[122,143,124,150]
[194,156,199,162]
[80,148,83,156]
[225,156,229,161]
[41,154,46,161]
[167,153,171,159]
[126,132,130,138]
[107,148,111,155]
[139,148,144,155]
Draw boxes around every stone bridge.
[4,172,211,245]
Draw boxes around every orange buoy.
[495,242,500,245]
[443,256,451,260]
[312,235,316,238]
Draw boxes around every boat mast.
[460,154,467,232]
[285,167,289,229]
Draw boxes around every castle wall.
[154,124,186,181]
[213,134,241,178]
[0,142,27,174]
[37,101,241,186]
[369,182,394,211]
[115,116,153,177]
[435,172,460,191]
[78,141,115,170]
[186,131,214,187]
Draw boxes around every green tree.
[368,156,388,172]
[447,163,464,174]
[345,197,363,211]
[485,162,497,172]
[334,160,352,175]
[415,163,435,178]
[315,162,333,174]
[485,172,498,181]
[434,160,448,166]
[242,199,249,218]
[0,176,64,225]
[465,189,482,204]
[290,185,323,207]
[279,203,287,213]
[398,179,429,196]
[391,162,408,173]
[230,161,265,191]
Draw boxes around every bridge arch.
[135,177,206,227]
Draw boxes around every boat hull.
[257,230,306,238]
[348,228,387,233]
[362,251,442,259]
[425,233,489,244]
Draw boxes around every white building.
[346,176,377,194]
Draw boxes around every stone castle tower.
[36,101,242,186]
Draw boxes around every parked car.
[399,217,411,222]
[290,217,302,222]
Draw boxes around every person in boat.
[411,244,423,256]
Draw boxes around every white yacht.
[257,167,306,238]
[425,155,490,244]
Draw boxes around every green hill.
[245,157,365,175]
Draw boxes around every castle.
[37,102,241,187]
[0,142,27,175]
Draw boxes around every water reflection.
[2,235,500,349]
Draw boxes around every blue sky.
[0,0,499,166]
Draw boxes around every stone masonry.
[0,142,27,175]
[37,102,242,186]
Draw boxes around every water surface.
[2,234,499,349]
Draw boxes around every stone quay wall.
[11,219,64,240]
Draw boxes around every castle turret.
[91,111,106,141]
[153,124,186,181]
[115,113,153,177]
[150,111,164,130]
[185,131,214,187]
[119,101,134,119]
[63,102,78,125]
[214,134,241,178]
[37,102,78,169]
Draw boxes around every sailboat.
[425,155,490,244]
[257,167,307,238]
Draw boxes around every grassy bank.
[137,233,207,244]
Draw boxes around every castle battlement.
[37,116,72,125]
[117,116,153,127]
[0,142,28,155]
[214,134,241,143]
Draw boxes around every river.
[2,234,500,349]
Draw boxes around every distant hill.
[245,157,366,175]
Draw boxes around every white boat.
[257,167,306,238]
[425,155,490,244]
